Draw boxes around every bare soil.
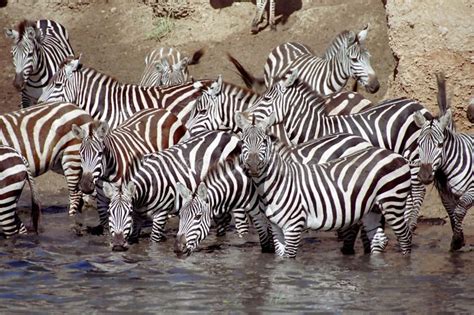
[0,0,471,226]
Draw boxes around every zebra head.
[103,181,136,251]
[38,55,81,103]
[235,112,276,177]
[187,75,228,135]
[346,25,379,94]
[413,109,452,184]
[5,21,42,92]
[72,121,108,194]
[174,182,212,257]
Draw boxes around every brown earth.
[0,0,471,226]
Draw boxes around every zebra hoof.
[450,235,465,251]
[341,247,356,255]
[86,225,105,236]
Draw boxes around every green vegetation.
[146,15,174,41]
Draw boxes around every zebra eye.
[194,213,202,221]
[437,142,443,148]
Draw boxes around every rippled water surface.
[1,206,473,313]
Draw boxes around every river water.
[0,206,472,313]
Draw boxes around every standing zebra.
[235,112,412,258]
[4,19,74,108]
[0,145,41,237]
[187,75,373,137]
[38,55,211,129]
[247,70,432,230]
[230,25,379,95]
[174,132,389,257]
[71,108,187,234]
[139,47,204,87]
[0,102,95,217]
[251,0,276,33]
[101,130,242,251]
[413,75,473,251]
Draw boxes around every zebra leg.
[450,191,473,251]
[282,224,305,258]
[246,203,274,253]
[251,0,268,33]
[214,211,232,237]
[405,169,426,232]
[232,207,249,237]
[0,200,27,237]
[60,148,84,217]
[362,212,388,254]
[151,210,169,242]
[269,0,276,31]
[128,213,144,244]
[270,222,286,256]
[338,224,360,255]
[437,188,463,250]
[86,184,109,236]
[381,206,412,255]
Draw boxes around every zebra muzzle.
[13,73,26,91]
[111,232,128,252]
[418,163,434,184]
[79,173,95,194]
[365,76,380,94]
[174,234,190,257]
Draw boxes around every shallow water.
[1,206,473,313]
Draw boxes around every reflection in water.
[0,211,472,312]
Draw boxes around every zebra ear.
[357,24,369,43]
[102,182,117,199]
[235,111,251,131]
[125,181,136,197]
[197,182,208,202]
[210,75,223,96]
[4,28,19,42]
[71,124,86,140]
[439,109,452,130]
[283,69,298,88]
[95,121,109,140]
[176,182,192,202]
[257,112,277,130]
[65,57,81,78]
[413,111,427,128]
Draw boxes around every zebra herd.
[1,19,472,258]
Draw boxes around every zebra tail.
[188,48,205,65]
[21,156,41,234]
[227,53,266,93]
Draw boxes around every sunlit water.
[0,206,472,313]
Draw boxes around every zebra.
[71,108,187,234]
[251,0,276,33]
[412,75,473,251]
[0,145,41,237]
[38,55,212,129]
[186,75,373,138]
[468,98,474,123]
[247,69,432,231]
[4,19,74,108]
[235,112,412,258]
[229,25,380,95]
[139,47,204,87]
[0,102,95,218]
[174,132,389,257]
[101,130,242,251]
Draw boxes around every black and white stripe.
[236,113,412,258]
[0,145,41,237]
[139,47,204,87]
[102,130,242,250]
[4,19,74,108]
[38,56,210,129]
[251,0,276,33]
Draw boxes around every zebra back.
[38,56,212,129]
[5,19,74,107]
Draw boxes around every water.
[0,207,472,313]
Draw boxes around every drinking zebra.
[38,55,211,129]
[174,132,388,257]
[71,108,187,234]
[186,75,373,137]
[412,75,473,251]
[0,145,41,237]
[0,102,95,217]
[251,0,276,33]
[247,70,432,230]
[229,25,379,95]
[4,19,74,108]
[235,112,412,258]
[139,47,204,87]
[101,130,242,251]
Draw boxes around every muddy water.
[0,206,473,313]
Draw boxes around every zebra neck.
[27,45,50,86]
[323,49,351,93]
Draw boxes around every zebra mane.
[322,30,356,59]
[16,20,38,41]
